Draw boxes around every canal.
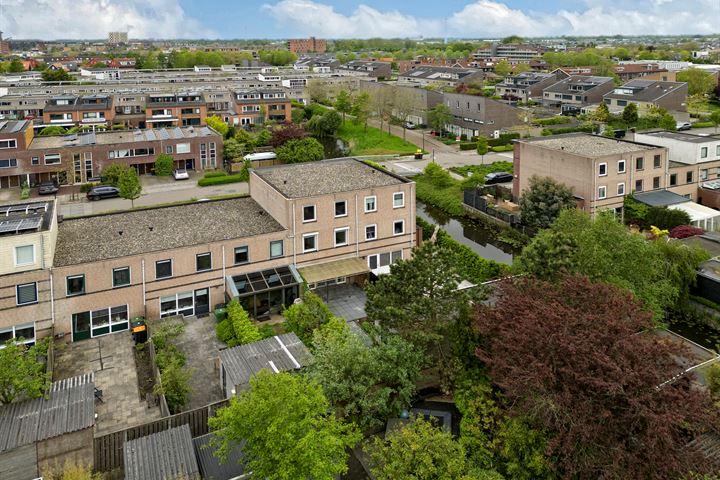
[416,201,517,265]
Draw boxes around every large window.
[335,200,347,218]
[270,240,283,258]
[303,233,318,253]
[368,250,403,269]
[334,227,349,247]
[73,305,129,338]
[160,292,194,318]
[235,246,249,264]
[196,252,212,272]
[302,205,316,223]
[0,323,36,346]
[66,275,86,296]
[156,259,173,279]
[176,143,191,154]
[14,245,34,266]
[0,159,17,168]
[112,267,131,288]
[364,196,377,213]
[44,153,61,165]
[365,224,377,241]
[0,139,17,149]
[393,192,405,208]
[16,282,37,305]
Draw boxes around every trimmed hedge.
[459,142,477,151]
[491,145,514,152]
[197,171,248,186]
[691,121,714,128]
[533,116,572,126]
[202,171,227,178]
[542,125,596,136]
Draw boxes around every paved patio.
[317,284,367,321]
[53,334,162,435]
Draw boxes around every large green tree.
[677,68,717,96]
[519,175,576,229]
[117,166,142,208]
[307,110,342,138]
[209,370,361,480]
[8,58,24,73]
[427,103,452,133]
[205,115,230,138]
[351,92,371,131]
[622,102,639,124]
[42,69,72,82]
[0,339,49,404]
[308,325,423,428]
[276,137,324,163]
[334,90,352,123]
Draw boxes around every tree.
[427,103,452,134]
[0,339,49,404]
[519,175,576,229]
[117,166,142,208]
[367,417,500,480]
[283,291,337,344]
[216,299,263,346]
[494,60,512,77]
[205,115,230,138]
[592,101,611,123]
[154,153,174,176]
[209,371,361,480]
[476,136,489,163]
[305,79,329,104]
[276,137,324,163]
[308,325,423,429]
[392,87,418,140]
[622,102,639,124]
[659,113,677,130]
[370,86,394,133]
[351,92,371,131]
[307,110,342,138]
[474,274,718,479]
[101,163,129,186]
[222,138,247,163]
[153,357,191,414]
[710,111,720,133]
[41,69,72,82]
[677,68,717,96]
[38,126,66,136]
[8,58,24,73]
[269,123,308,147]
[334,90,352,123]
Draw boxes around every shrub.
[202,171,228,178]
[218,300,263,347]
[276,137,324,163]
[20,184,30,200]
[533,116,572,126]
[542,125,596,135]
[283,291,337,345]
[101,163,130,186]
[215,318,235,344]
[646,206,691,230]
[79,182,100,193]
[154,358,192,414]
[691,121,714,128]
[197,171,248,186]
[154,153,174,176]
[491,145,514,152]
[669,225,704,239]
[459,142,477,151]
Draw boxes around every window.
[367,250,403,269]
[617,183,625,196]
[31,156,39,165]
[364,196,377,213]
[687,171,694,183]
[598,163,607,176]
[701,147,708,159]
[0,323,36,346]
[393,192,405,208]
[302,233,318,253]
[302,205,316,222]
[66,275,85,296]
[0,159,17,168]
[393,220,405,235]
[598,186,607,199]
[617,160,626,174]
[365,224,377,241]
[334,227,349,247]
[670,173,678,186]
[112,267,131,288]
[196,253,212,272]
[701,169,708,181]
[14,245,34,266]
[165,145,173,154]
[160,293,194,318]
[270,240,283,258]
[234,246,249,264]
[635,157,644,170]
[654,154,662,168]
[653,176,661,189]
[335,200,347,218]
[635,179,643,192]
[176,143,191,154]
[155,259,172,279]
[0,139,17,149]
[44,153,61,165]
[16,283,37,305]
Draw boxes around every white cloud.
[264,0,720,38]
[1,0,215,39]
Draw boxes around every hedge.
[533,116,572,126]
[197,171,248,186]
[491,145,514,152]
[691,121,714,128]
[459,142,477,151]
[202,171,227,178]
[542,125,596,136]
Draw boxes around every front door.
[72,312,91,341]
[185,159,194,170]
[194,288,210,316]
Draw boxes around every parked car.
[404,122,416,130]
[173,168,189,180]
[86,186,120,201]
[676,122,692,131]
[484,172,514,185]
[37,181,59,195]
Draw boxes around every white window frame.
[0,139,17,149]
[334,227,350,247]
[302,204,316,223]
[365,224,377,241]
[0,322,36,347]
[364,195,377,213]
[196,252,212,272]
[617,182,625,196]
[155,259,173,279]
[598,185,607,200]
[14,244,35,267]
[334,200,347,218]
[393,192,405,208]
[176,143,191,154]
[393,219,405,236]
[16,282,38,305]
[112,266,131,288]
[302,232,319,253]
[617,160,626,174]
[598,162,607,177]
[270,240,284,258]
[65,274,86,297]
[44,153,61,165]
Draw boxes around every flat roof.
[253,158,407,198]
[124,424,200,480]
[29,126,219,150]
[54,197,284,266]
[193,433,245,480]
[520,133,658,157]
[634,189,690,207]
[0,201,54,237]
[639,130,720,144]
[678,232,720,257]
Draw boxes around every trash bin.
[214,308,227,322]
[414,149,423,160]
[130,317,147,344]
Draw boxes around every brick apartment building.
[288,37,326,54]
[233,89,291,126]
[41,95,115,129]
[0,158,416,343]
[602,80,688,115]
[0,121,222,187]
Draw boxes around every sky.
[1,0,719,40]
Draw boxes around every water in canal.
[416,201,517,265]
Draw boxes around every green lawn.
[337,121,418,155]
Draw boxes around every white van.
[243,152,277,162]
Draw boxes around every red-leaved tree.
[269,123,308,148]
[474,274,718,479]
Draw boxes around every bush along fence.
[463,188,537,238]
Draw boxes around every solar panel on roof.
[8,121,26,133]
[158,128,170,140]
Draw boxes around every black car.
[87,185,120,201]
[37,181,59,195]
[484,172,514,185]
